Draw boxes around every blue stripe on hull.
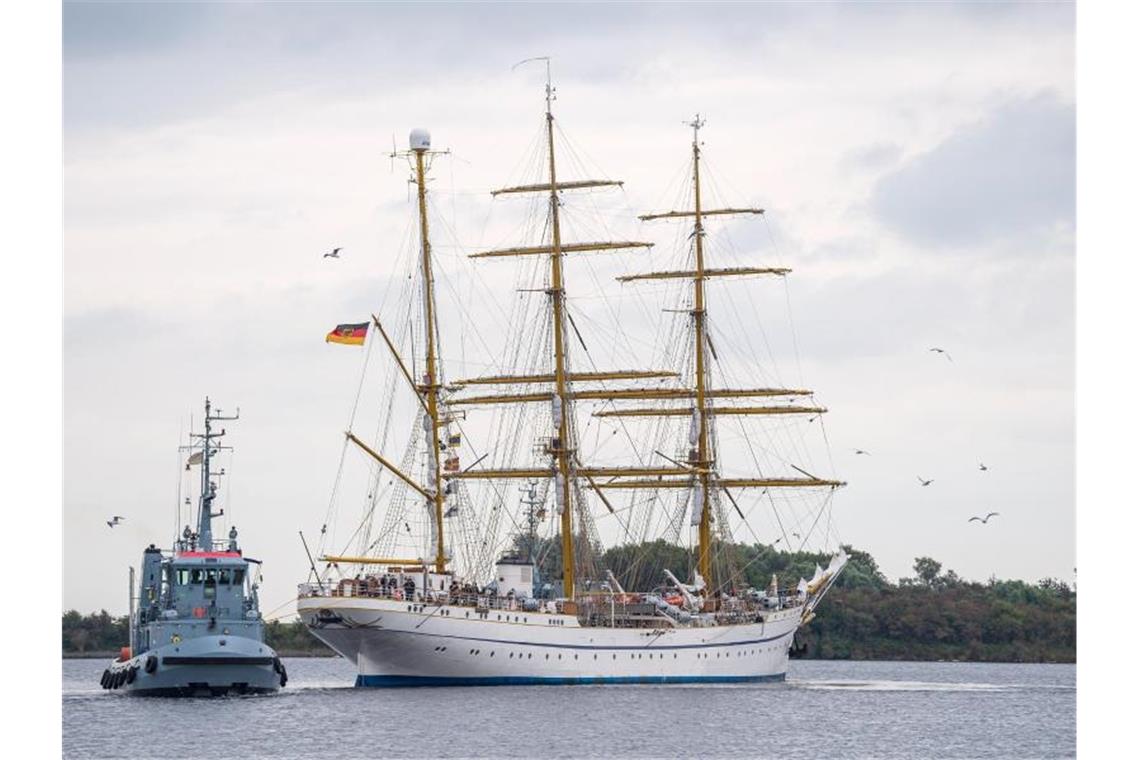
[356,673,786,687]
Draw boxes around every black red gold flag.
[326,322,368,346]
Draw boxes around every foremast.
[329,130,452,575]
[412,135,449,575]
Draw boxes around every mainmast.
[459,61,657,601]
[688,117,714,585]
[541,67,579,600]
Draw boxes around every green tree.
[913,557,943,587]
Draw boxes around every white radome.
[409,128,431,150]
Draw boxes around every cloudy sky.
[64,1,1074,616]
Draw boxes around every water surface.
[64,658,1074,758]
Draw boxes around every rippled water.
[63,658,1074,758]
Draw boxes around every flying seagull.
[969,512,1000,524]
[929,347,952,362]
[979,462,989,472]
[323,247,343,259]
[917,476,934,487]
[106,516,125,528]
[853,449,871,456]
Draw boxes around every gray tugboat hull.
[102,634,283,697]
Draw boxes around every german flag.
[326,322,369,346]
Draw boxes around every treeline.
[575,539,1074,663]
[63,543,1075,662]
[61,610,332,656]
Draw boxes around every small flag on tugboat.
[326,322,369,346]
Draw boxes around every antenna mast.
[194,397,237,551]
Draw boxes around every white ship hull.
[298,595,803,686]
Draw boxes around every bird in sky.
[320,523,327,535]
[323,247,343,259]
[917,476,934,487]
[969,512,1000,524]
[792,532,801,539]
[854,449,871,456]
[979,462,989,472]
[106,516,125,528]
[929,347,952,362]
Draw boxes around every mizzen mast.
[622,116,844,591]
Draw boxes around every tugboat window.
[190,568,205,583]
[218,569,231,585]
[232,568,245,585]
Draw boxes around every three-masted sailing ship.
[297,70,848,686]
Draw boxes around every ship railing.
[175,539,239,554]
[295,581,565,612]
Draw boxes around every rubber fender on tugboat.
[100,669,110,689]
[144,654,158,674]
[279,662,287,688]
[110,670,121,689]
[272,657,282,674]
[126,665,137,684]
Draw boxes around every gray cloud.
[871,94,1074,248]
[63,2,1075,613]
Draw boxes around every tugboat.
[100,398,284,696]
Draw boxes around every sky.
[63,1,1075,616]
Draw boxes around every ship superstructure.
[298,67,847,686]
[101,399,284,696]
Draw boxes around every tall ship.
[297,68,848,686]
[101,398,285,696]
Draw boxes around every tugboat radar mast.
[192,397,239,550]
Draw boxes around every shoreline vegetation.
[63,544,1075,663]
